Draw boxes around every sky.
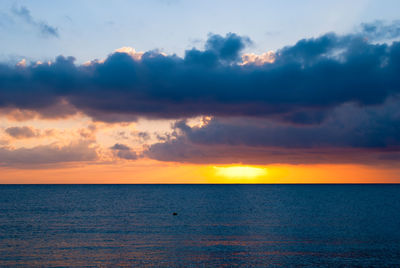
[1,0,400,183]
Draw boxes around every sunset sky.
[1,0,400,183]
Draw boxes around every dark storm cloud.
[0,26,400,123]
[185,32,251,65]
[145,140,385,165]
[176,102,400,149]
[11,5,59,38]
[145,99,400,164]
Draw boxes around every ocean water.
[0,185,399,267]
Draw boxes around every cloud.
[0,99,77,121]
[360,20,400,41]
[144,99,400,165]
[145,135,400,166]
[0,26,400,123]
[114,47,144,61]
[5,126,38,139]
[178,102,400,149]
[4,126,56,139]
[204,32,251,62]
[11,5,59,38]
[110,143,137,160]
[0,19,400,171]
[241,51,275,65]
[138,131,150,141]
[1,24,400,166]
[0,141,98,168]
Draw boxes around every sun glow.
[213,166,268,179]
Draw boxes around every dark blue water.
[0,185,399,267]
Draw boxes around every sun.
[213,165,268,180]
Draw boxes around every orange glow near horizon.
[0,160,399,184]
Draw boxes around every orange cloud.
[241,51,275,65]
[114,47,144,61]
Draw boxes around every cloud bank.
[145,99,400,164]
[0,24,399,123]
[1,22,400,165]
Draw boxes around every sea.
[0,184,399,267]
